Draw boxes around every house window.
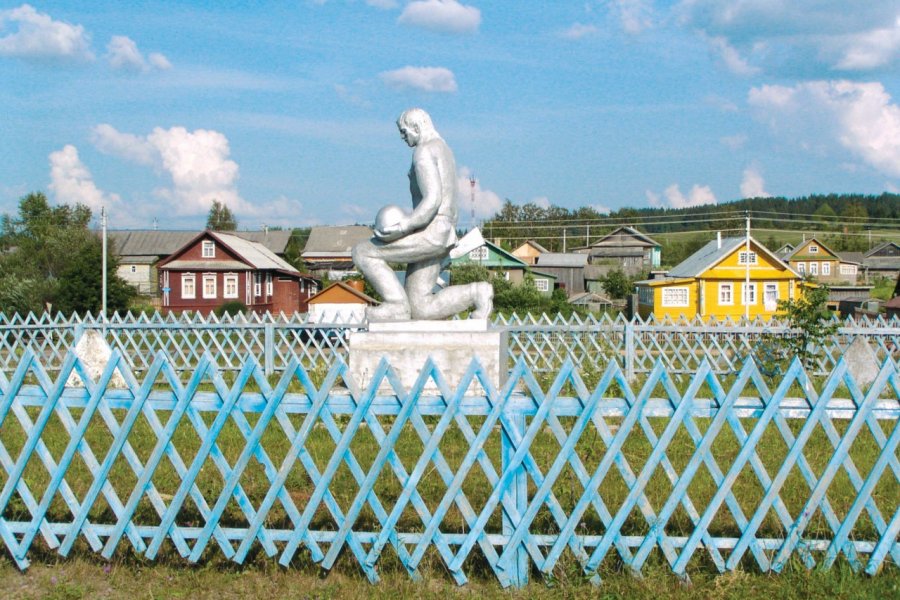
[840,264,857,275]
[809,262,818,276]
[254,272,262,296]
[130,265,136,273]
[718,283,733,305]
[224,273,238,299]
[738,251,758,265]
[181,274,196,299]
[202,274,217,299]
[202,240,215,258]
[266,273,273,295]
[661,287,689,307]
[764,283,778,309]
[469,246,488,260]
[797,262,805,274]
[638,286,654,306]
[808,245,818,254]
[741,283,757,305]
[822,262,831,276]
[535,278,549,292]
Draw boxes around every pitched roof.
[110,229,292,257]
[513,239,549,253]
[668,236,795,278]
[786,237,839,260]
[308,281,378,305]
[535,253,588,268]
[301,226,373,257]
[866,241,900,257]
[158,231,299,274]
[580,226,660,250]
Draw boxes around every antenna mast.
[469,174,476,228]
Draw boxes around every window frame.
[738,251,758,265]
[718,282,733,306]
[201,240,215,258]
[809,262,819,276]
[181,273,196,300]
[223,273,238,299]
[661,286,689,308]
[822,261,831,276]
[741,282,757,305]
[534,278,549,292]
[808,245,819,254]
[202,273,217,299]
[469,246,488,261]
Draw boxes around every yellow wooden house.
[635,235,803,320]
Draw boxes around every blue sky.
[2,1,899,231]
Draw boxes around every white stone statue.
[352,108,493,321]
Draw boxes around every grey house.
[573,226,661,276]
[534,252,588,295]
[301,225,373,277]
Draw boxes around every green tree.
[207,200,237,231]
[759,286,838,373]
[55,240,136,316]
[0,192,98,314]
[600,269,633,299]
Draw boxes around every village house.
[510,240,548,266]
[157,231,317,316]
[533,252,588,295]
[573,225,661,276]
[785,237,860,284]
[111,229,293,305]
[451,239,556,296]
[300,225,373,279]
[635,234,803,320]
[307,281,378,323]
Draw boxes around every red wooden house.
[157,231,319,315]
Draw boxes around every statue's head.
[397,108,435,147]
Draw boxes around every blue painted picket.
[0,349,897,586]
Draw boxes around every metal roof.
[536,253,588,268]
[668,237,749,278]
[215,232,298,273]
[301,226,373,257]
[111,229,292,257]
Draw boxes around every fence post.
[264,322,274,377]
[501,408,528,587]
[624,320,635,381]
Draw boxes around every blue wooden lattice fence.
[0,349,897,586]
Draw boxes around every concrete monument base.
[348,319,507,395]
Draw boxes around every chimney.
[717,231,721,249]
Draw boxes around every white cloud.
[398,0,481,34]
[530,196,551,209]
[646,183,717,209]
[748,80,900,178]
[607,0,653,34]
[705,35,760,76]
[91,124,248,216]
[379,66,457,92]
[456,167,503,220]
[48,145,119,212]
[833,19,900,70]
[106,35,171,72]
[0,4,93,61]
[679,1,900,74]
[560,23,598,40]
[740,165,770,198]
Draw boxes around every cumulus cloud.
[398,0,481,34]
[560,23,598,40]
[48,145,119,212]
[379,66,457,92]
[679,1,900,74]
[91,123,248,215]
[607,0,653,34]
[0,4,93,61]
[740,165,770,198]
[456,167,503,220]
[748,80,900,178]
[106,35,171,72]
[646,183,717,209]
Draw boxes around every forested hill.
[482,193,900,253]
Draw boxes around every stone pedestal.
[348,319,507,395]
[66,329,127,388]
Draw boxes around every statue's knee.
[351,241,373,263]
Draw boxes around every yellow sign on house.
[635,235,804,320]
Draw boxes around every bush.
[215,300,247,317]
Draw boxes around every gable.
[788,238,838,261]
[868,242,900,258]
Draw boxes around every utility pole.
[101,206,108,323]
[469,174,476,229]
[745,211,751,322]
